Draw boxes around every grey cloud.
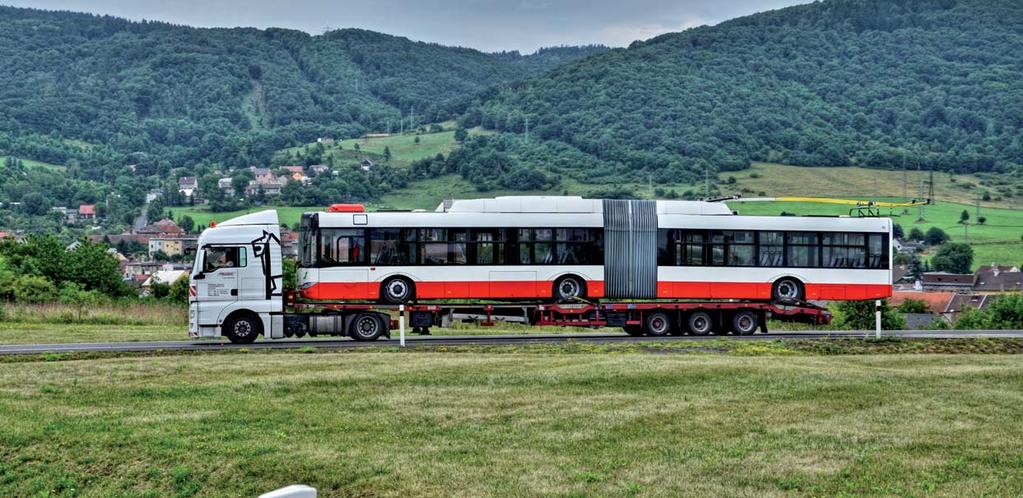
[5,0,805,52]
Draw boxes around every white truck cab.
[189,210,285,343]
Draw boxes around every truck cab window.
[203,246,245,273]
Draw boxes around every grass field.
[279,125,493,168]
[731,162,1023,208]
[2,352,1022,496]
[167,205,323,229]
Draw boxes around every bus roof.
[436,196,733,215]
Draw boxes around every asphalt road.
[2,330,1022,355]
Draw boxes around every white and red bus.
[296,196,892,304]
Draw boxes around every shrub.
[13,275,58,303]
[831,299,905,330]
[896,298,928,313]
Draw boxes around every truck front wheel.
[224,313,262,344]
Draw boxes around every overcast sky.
[4,0,805,52]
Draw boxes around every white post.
[399,304,406,347]
[875,300,882,339]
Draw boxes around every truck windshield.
[299,213,316,267]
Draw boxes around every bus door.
[195,245,244,323]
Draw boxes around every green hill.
[465,0,1023,185]
[0,6,605,175]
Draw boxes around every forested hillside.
[0,6,604,178]
[466,0,1023,185]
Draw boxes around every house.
[141,269,188,292]
[282,165,305,175]
[973,270,1023,293]
[893,238,922,254]
[218,177,234,193]
[891,291,956,314]
[308,164,329,176]
[251,167,274,183]
[148,236,198,257]
[145,189,163,203]
[178,176,198,198]
[78,204,96,220]
[127,164,137,174]
[360,159,374,172]
[149,238,184,257]
[246,176,287,197]
[316,137,335,145]
[280,227,300,257]
[52,206,76,224]
[138,219,185,237]
[921,272,974,292]
[974,264,1020,278]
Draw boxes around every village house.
[78,204,96,221]
[921,272,974,292]
[280,227,300,257]
[360,159,374,172]
[973,264,1023,294]
[218,177,234,194]
[139,218,186,237]
[177,176,198,198]
[308,164,329,176]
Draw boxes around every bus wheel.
[350,313,384,341]
[645,311,672,337]
[686,311,713,336]
[553,275,586,303]
[732,310,759,336]
[381,277,415,305]
[224,313,261,344]
[772,278,804,303]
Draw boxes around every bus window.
[320,229,365,265]
[369,228,403,265]
[725,231,754,266]
[786,232,818,267]
[868,234,888,269]
[759,232,785,267]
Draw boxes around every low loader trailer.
[188,209,831,344]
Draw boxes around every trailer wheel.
[772,278,804,304]
[731,310,759,336]
[381,276,415,304]
[553,275,586,303]
[686,311,713,336]
[645,311,672,337]
[223,313,261,344]
[350,313,384,341]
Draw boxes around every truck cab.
[188,210,284,343]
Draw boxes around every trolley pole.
[399,305,406,347]
[875,300,882,339]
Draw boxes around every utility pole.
[916,163,926,222]
[410,106,415,132]
[399,110,404,135]
[704,166,710,199]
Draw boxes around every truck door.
[195,245,244,325]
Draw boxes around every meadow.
[2,352,1022,496]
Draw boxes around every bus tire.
[553,275,586,303]
[350,313,384,341]
[732,310,759,336]
[381,277,415,305]
[686,311,713,336]
[223,312,261,344]
[645,311,672,337]
[772,278,804,304]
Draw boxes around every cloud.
[598,18,708,47]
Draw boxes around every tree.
[454,127,469,143]
[896,298,928,313]
[960,209,970,224]
[908,227,925,241]
[893,223,904,239]
[12,275,57,303]
[977,216,987,225]
[178,215,195,233]
[931,243,974,274]
[414,136,421,145]
[20,192,50,216]
[924,227,949,246]
[383,146,392,162]
[832,299,905,330]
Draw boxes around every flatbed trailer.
[281,296,831,341]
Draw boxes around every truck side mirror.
[193,273,206,280]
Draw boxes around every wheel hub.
[234,321,252,337]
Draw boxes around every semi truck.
[187,197,890,343]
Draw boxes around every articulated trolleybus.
[188,196,891,343]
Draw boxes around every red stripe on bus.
[656,282,891,300]
[301,280,607,301]
[301,280,889,301]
